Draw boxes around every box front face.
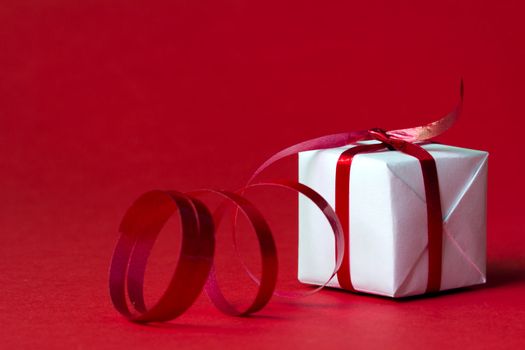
[298,144,397,296]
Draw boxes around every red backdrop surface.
[1,1,524,349]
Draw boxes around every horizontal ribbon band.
[109,82,463,322]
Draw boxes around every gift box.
[298,140,488,297]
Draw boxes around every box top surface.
[300,141,488,165]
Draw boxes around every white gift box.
[298,141,488,297]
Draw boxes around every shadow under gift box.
[298,141,488,298]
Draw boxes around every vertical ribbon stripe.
[335,143,387,291]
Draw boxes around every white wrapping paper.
[298,141,488,297]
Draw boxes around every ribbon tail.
[387,80,464,142]
[247,130,369,184]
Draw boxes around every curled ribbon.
[109,82,463,322]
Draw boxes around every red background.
[1,0,524,348]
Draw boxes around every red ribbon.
[109,82,463,322]
[335,143,387,291]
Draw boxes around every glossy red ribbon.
[335,143,387,291]
[109,82,463,322]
